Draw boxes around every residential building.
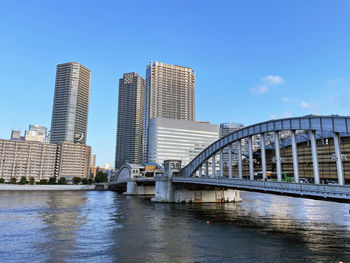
[50,62,91,145]
[0,139,57,182]
[143,61,195,162]
[115,73,145,168]
[0,139,91,182]
[57,142,91,181]
[148,118,219,167]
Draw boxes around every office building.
[148,118,219,167]
[11,130,22,140]
[220,123,244,165]
[143,61,195,161]
[24,125,47,143]
[115,73,145,168]
[50,62,91,145]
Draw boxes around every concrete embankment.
[0,184,97,191]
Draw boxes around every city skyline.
[1,1,350,167]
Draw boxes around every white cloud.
[282,97,291,102]
[261,75,284,86]
[250,85,269,94]
[300,101,312,109]
[250,74,284,95]
[326,78,342,86]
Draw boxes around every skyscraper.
[115,73,145,168]
[143,61,195,161]
[50,62,91,145]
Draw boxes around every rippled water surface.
[0,191,349,263]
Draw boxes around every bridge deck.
[172,177,350,202]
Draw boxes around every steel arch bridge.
[181,115,350,187]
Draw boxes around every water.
[0,191,349,263]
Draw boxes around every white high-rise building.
[148,118,219,167]
[143,61,195,162]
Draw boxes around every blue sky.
[0,0,350,167]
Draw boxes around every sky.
[0,0,350,167]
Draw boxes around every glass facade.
[148,118,219,167]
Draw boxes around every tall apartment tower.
[50,62,91,145]
[143,61,195,162]
[115,73,145,168]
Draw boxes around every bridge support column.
[334,133,345,185]
[311,131,320,184]
[124,179,155,196]
[248,136,254,180]
[220,149,224,177]
[212,154,216,178]
[260,133,267,180]
[274,131,282,182]
[199,165,203,177]
[152,177,242,203]
[291,130,299,183]
[238,140,243,179]
[228,143,232,179]
[205,160,209,177]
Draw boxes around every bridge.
[112,115,350,202]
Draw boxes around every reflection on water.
[0,191,349,263]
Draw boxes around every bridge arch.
[182,115,350,185]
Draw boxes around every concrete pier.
[123,179,155,195]
[151,176,242,203]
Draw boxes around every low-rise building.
[0,139,91,182]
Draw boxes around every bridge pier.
[151,176,242,203]
[123,179,155,196]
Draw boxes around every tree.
[95,171,108,183]
[0,178,5,184]
[58,177,67,185]
[73,177,82,184]
[10,177,17,184]
[48,177,56,185]
[19,176,27,184]
[39,179,48,185]
[29,177,35,185]
[82,178,88,184]
[88,178,94,184]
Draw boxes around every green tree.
[0,178,5,184]
[29,177,35,185]
[48,177,56,185]
[58,177,67,185]
[39,179,48,185]
[10,177,17,184]
[73,177,82,184]
[82,178,88,184]
[19,176,27,184]
[95,171,108,183]
[88,178,94,184]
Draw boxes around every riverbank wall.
[0,184,97,191]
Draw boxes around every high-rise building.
[143,61,195,161]
[10,130,22,140]
[148,118,219,167]
[50,62,91,145]
[115,73,145,168]
[220,123,244,165]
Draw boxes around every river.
[0,190,349,262]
